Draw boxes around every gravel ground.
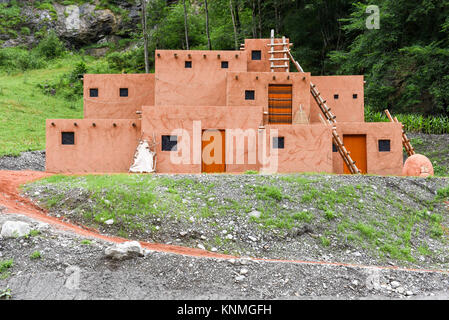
[0,151,45,171]
[23,173,449,272]
[1,212,449,300]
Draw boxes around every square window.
[62,132,75,145]
[332,143,338,152]
[162,135,177,151]
[251,50,261,60]
[89,88,98,97]
[273,137,284,149]
[353,93,358,99]
[378,139,391,152]
[185,61,192,68]
[221,61,229,68]
[120,88,128,97]
[334,94,339,99]
[245,90,255,100]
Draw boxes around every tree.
[141,0,149,73]
[229,0,239,49]
[204,0,212,50]
[183,0,189,50]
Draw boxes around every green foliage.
[35,30,66,60]
[30,251,42,260]
[0,259,13,274]
[0,288,11,300]
[0,47,45,72]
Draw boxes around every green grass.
[30,251,42,260]
[0,56,84,156]
[0,259,13,280]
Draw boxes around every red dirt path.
[0,170,448,274]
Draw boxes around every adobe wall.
[309,75,364,123]
[261,124,333,173]
[83,74,154,119]
[244,38,290,72]
[141,105,263,173]
[225,72,311,122]
[46,119,141,173]
[332,122,403,175]
[154,50,247,106]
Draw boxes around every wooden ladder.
[267,29,289,72]
[281,37,361,174]
[384,109,415,157]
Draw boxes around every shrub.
[34,30,65,59]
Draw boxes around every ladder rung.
[269,58,290,61]
[270,65,289,68]
[266,42,290,46]
[268,50,290,54]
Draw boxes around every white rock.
[397,287,405,294]
[248,236,257,242]
[179,231,188,237]
[235,275,245,282]
[211,247,217,252]
[197,244,206,250]
[189,217,195,222]
[352,251,362,257]
[104,219,114,225]
[352,280,359,286]
[222,230,228,234]
[1,221,31,238]
[228,258,236,264]
[226,234,233,240]
[240,268,249,275]
[390,281,401,289]
[406,291,413,296]
[248,210,261,219]
[200,235,207,240]
[104,241,144,260]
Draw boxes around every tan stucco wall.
[83,74,154,119]
[261,124,333,173]
[141,105,263,173]
[309,75,365,123]
[154,50,247,106]
[332,122,403,175]
[244,38,290,72]
[225,72,311,121]
[46,119,141,173]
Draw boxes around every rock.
[197,244,205,250]
[390,281,401,289]
[248,236,257,242]
[1,221,31,238]
[396,287,405,294]
[226,234,233,240]
[211,247,217,252]
[228,258,236,265]
[352,251,362,257]
[104,219,114,225]
[248,210,261,219]
[240,268,249,275]
[104,241,144,260]
[179,231,188,237]
[406,291,413,296]
[352,280,359,286]
[235,275,245,282]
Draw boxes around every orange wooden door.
[268,84,292,124]
[343,135,367,174]
[201,129,226,173]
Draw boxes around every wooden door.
[268,84,292,124]
[343,135,367,174]
[201,129,226,173]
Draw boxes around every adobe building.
[46,36,404,175]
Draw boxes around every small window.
[332,143,338,152]
[89,88,98,97]
[185,61,192,68]
[221,61,229,68]
[61,132,75,145]
[162,135,177,151]
[353,93,358,99]
[334,94,339,99]
[378,139,391,152]
[245,90,255,100]
[251,50,261,60]
[120,88,128,97]
[273,137,284,149]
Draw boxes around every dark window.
[245,90,255,100]
[332,143,338,152]
[251,50,261,60]
[221,61,229,68]
[273,137,284,149]
[61,132,75,145]
[378,139,391,152]
[185,61,192,68]
[334,94,339,99]
[119,88,128,97]
[353,93,358,99]
[89,88,98,97]
[162,135,177,151]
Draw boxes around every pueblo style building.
[46,35,403,175]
